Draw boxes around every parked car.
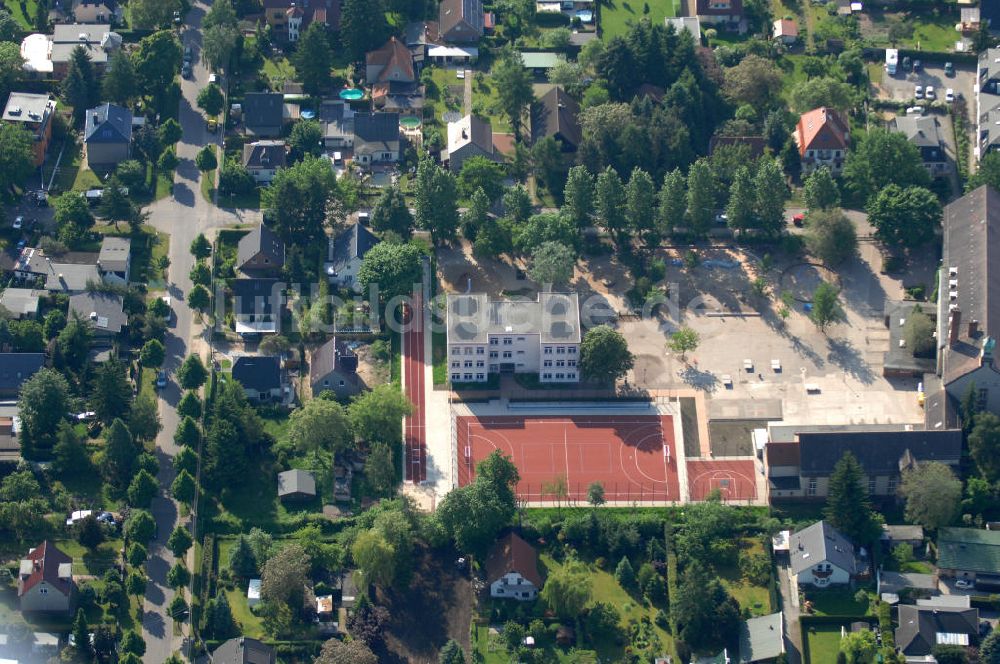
[208,73,218,84]
[925,86,935,100]
[183,46,192,63]
[173,9,182,23]
[902,56,912,71]
[913,59,922,71]
[955,579,973,590]
[945,61,955,77]
[456,69,465,79]
[155,371,168,389]
[945,88,955,103]
[12,215,22,229]
[792,213,805,227]
[182,63,192,79]
[906,106,925,115]
[914,85,924,99]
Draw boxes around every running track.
[403,289,426,483]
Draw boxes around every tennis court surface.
[456,415,679,503]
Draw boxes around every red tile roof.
[795,107,849,156]
[485,532,543,588]
[366,37,415,82]
[19,541,73,597]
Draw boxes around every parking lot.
[878,61,975,107]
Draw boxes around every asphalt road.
[139,2,255,660]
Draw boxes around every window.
[476,347,485,355]
[464,361,473,368]
[978,388,989,410]
[39,587,47,594]
[324,380,329,386]
[476,373,485,380]
[567,347,576,354]
[807,478,817,496]
[451,348,460,356]
[556,373,564,379]
[517,336,525,341]
[503,337,513,345]
[451,373,460,381]
[868,478,876,494]
[464,373,473,381]
[464,347,473,355]
[556,360,565,367]
[888,476,897,494]
[451,361,460,368]
[544,360,552,367]
[496,588,504,594]
[517,350,525,355]
[568,359,577,367]
[489,351,498,359]
[490,364,499,371]
[566,372,576,379]
[542,373,552,379]
[502,351,512,359]
[476,361,484,367]
[490,338,499,346]
[338,380,345,387]
[556,346,565,354]
[544,347,553,355]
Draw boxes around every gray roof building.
[0,354,45,394]
[447,292,582,345]
[49,24,119,67]
[895,605,978,657]
[69,291,127,335]
[237,224,285,274]
[2,92,56,126]
[242,140,286,171]
[211,637,276,664]
[353,111,400,153]
[532,86,581,151]
[789,521,856,576]
[277,469,316,499]
[309,337,359,382]
[0,288,42,318]
[881,524,925,544]
[243,92,284,136]
[98,236,130,274]
[796,429,963,476]
[319,99,354,147]
[738,612,784,663]
[328,222,380,272]
[84,103,131,145]
[232,355,281,394]
[878,571,938,596]
[890,115,946,167]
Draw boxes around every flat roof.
[446,292,581,344]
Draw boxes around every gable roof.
[891,115,942,150]
[895,605,979,656]
[0,354,45,392]
[68,292,127,334]
[98,236,130,273]
[366,37,415,82]
[211,637,276,664]
[937,527,1000,573]
[796,429,963,476]
[439,0,484,39]
[84,103,132,144]
[277,469,316,497]
[696,0,743,15]
[237,223,285,270]
[738,612,784,663]
[485,532,543,588]
[231,278,281,317]
[448,114,493,155]
[243,92,284,130]
[353,112,400,148]
[72,0,119,11]
[309,336,358,383]
[773,18,798,37]
[329,222,380,270]
[532,86,581,148]
[796,107,849,155]
[19,541,73,597]
[241,140,287,171]
[232,355,282,393]
[789,521,856,576]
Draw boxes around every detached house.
[896,605,979,658]
[309,336,361,398]
[890,115,949,178]
[71,0,122,23]
[242,140,286,184]
[694,0,745,33]
[261,0,339,42]
[937,527,1000,587]
[69,291,127,340]
[277,469,316,501]
[98,236,130,285]
[243,92,284,137]
[18,541,75,614]
[84,103,131,167]
[232,355,285,402]
[447,114,497,172]
[3,93,57,166]
[212,637,276,664]
[794,106,850,176]
[237,223,285,276]
[326,221,380,292]
[789,521,857,587]
[232,278,282,337]
[532,86,581,152]
[0,353,45,398]
[439,0,484,43]
[353,112,401,165]
[366,37,416,84]
[486,532,543,600]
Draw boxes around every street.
[139,2,255,660]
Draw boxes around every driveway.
[139,2,251,661]
[777,564,803,664]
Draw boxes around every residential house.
[71,0,121,23]
[519,51,566,76]
[0,288,42,319]
[665,15,701,39]
[372,79,425,113]
[18,541,75,614]
[789,521,857,587]
[877,571,939,599]
[260,0,339,42]
[232,355,284,401]
[241,140,286,184]
[211,637,276,664]
[692,0,745,32]
[83,102,131,167]
[532,86,581,152]
[277,469,317,501]
[881,525,925,554]
[366,37,416,85]
[486,532,543,600]
[309,336,361,398]
[890,115,949,178]
[439,0,484,43]
[763,424,962,500]
[11,246,102,293]
[933,186,1000,414]
[426,44,478,66]
[237,224,285,276]
[232,278,282,337]
[937,528,1000,587]
[353,112,401,165]
[0,416,19,462]
[21,25,121,78]
[772,18,798,44]
[243,92,284,137]
[446,292,581,384]
[446,114,498,172]
[738,612,784,663]
[794,106,850,176]
[3,93,57,166]
[69,292,127,340]
[895,605,979,658]
[0,354,45,398]
[325,221,380,292]
[98,236,130,286]
[319,99,354,150]
[977,48,1000,160]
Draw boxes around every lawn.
[601,0,678,40]
[3,0,37,29]
[802,623,844,664]
[41,138,86,195]
[718,539,774,617]
[472,72,512,133]
[57,539,124,576]
[425,66,465,129]
[804,586,873,617]
[217,539,267,639]
[262,56,296,90]
[432,329,447,385]
[859,10,957,52]
[472,621,599,664]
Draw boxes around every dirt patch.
[354,342,389,388]
[378,546,473,664]
[708,420,758,457]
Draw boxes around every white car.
[924,86,935,100]
[208,73,218,84]
[945,88,955,102]
[955,579,974,590]
[914,85,924,99]
[456,69,465,79]
[12,215,22,229]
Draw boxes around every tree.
[130,0,181,28]
[626,167,658,246]
[866,185,940,249]
[595,166,627,245]
[291,21,333,94]
[437,451,519,554]
[190,233,212,259]
[261,542,310,604]
[503,620,525,653]
[587,481,605,507]
[840,629,876,664]
[754,159,788,238]
[439,639,466,664]
[18,369,70,456]
[932,645,969,664]
[981,628,1000,664]
[137,339,165,370]
[563,166,593,229]
[370,185,413,238]
[529,241,576,288]
[503,185,532,224]
[805,208,857,266]
[363,443,396,497]
[315,637,378,664]
[167,525,193,558]
[158,118,182,149]
[127,469,159,507]
[127,542,147,568]
[177,354,208,390]
[0,123,33,192]
[967,151,1000,192]
[206,591,236,639]
[687,159,715,237]
[492,48,534,135]
[348,384,413,444]
[458,156,505,201]
[190,261,212,287]
[579,325,634,384]
[91,358,132,425]
[844,129,930,205]
[671,563,741,652]
[723,54,783,107]
[196,84,225,117]
[229,536,257,578]
[171,469,197,505]
[658,168,687,236]
[357,241,423,302]
[53,421,90,478]
[541,558,593,618]
[168,595,188,620]
[134,31,182,102]
[667,327,700,361]
[77,513,105,550]
[53,192,95,246]
[339,0,386,60]
[63,46,97,124]
[352,530,396,587]
[804,166,840,210]
[0,9,18,41]
[125,571,147,599]
[824,452,881,544]
[260,156,339,246]
[789,76,855,113]
[902,305,935,357]
[99,50,137,111]
[175,416,201,447]
[615,556,636,589]
[285,120,324,162]
[203,22,238,71]
[969,412,1000,483]
[900,462,960,531]
[809,282,844,332]
[196,145,218,172]
[43,310,67,340]
[167,562,190,589]
[72,608,91,659]
[288,398,351,458]
[124,509,155,544]
[725,165,755,234]
[56,317,92,372]
[178,392,203,420]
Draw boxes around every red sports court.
[403,291,426,483]
[687,459,758,502]
[456,415,679,503]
